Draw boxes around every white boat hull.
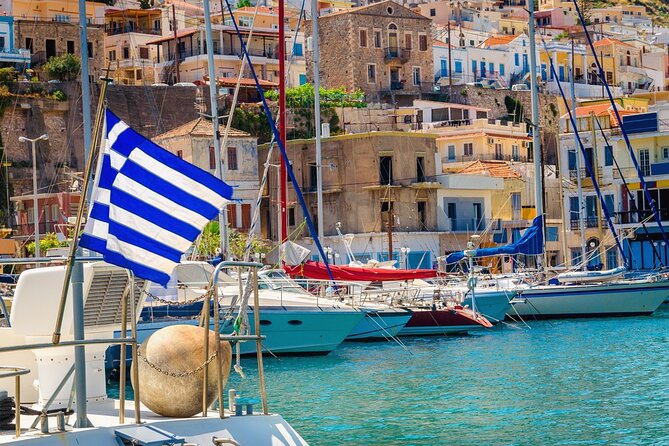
[510,280,669,319]
[120,308,364,358]
[345,310,412,341]
[463,289,514,323]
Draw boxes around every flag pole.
[52,72,111,345]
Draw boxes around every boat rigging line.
[571,0,669,249]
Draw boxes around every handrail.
[0,338,135,354]
[0,366,30,438]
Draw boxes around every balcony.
[384,47,410,64]
[164,45,279,63]
[569,217,603,230]
[612,209,669,225]
[13,222,58,238]
[106,25,161,36]
[445,218,501,232]
[0,48,31,65]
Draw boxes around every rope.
[571,0,669,248]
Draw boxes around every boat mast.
[312,0,325,255]
[279,0,288,245]
[203,0,229,258]
[527,0,542,222]
[570,39,587,270]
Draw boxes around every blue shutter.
[293,43,303,56]
[568,150,576,170]
[455,60,462,73]
[604,145,613,166]
[514,53,519,66]
[499,63,505,76]
[299,74,307,85]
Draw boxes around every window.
[123,47,130,59]
[153,19,161,31]
[514,53,519,66]
[51,204,60,222]
[25,38,33,52]
[571,248,582,266]
[663,147,669,160]
[417,201,427,230]
[27,207,34,224]
[374,30,381,48]
[546,226,559,241]
[418,34,428,51]
[430,8,436,16]
[606,248,618,269]
[512,192,521,220]
[209,146,216,170]
[463,143,473,157]
[136,70,142,81]
[66,40,75,54]
[109,50,116,61]
[405,32,412,50]
[605,145,613,166]
[512,144,519,161]
[176,150,183,159]
[293,42,303,56]
[412,67,421,86]
[380,156,393,184]
[499,63,505,76]
[139,47,149,59]
[494,143,503,160]
[472,60,477,76]
[309,163,318,190]
[359,28,367,47]
[299,73,307,85]
[44,205,50,223]
[447,145,455,161]
[454,60,462,73]
[488,62,494,74]
[416,156,425,182]
[640,149,650,176]
[87,42,93,58]
[288,208,296,226]
[367,64,376,83]
[227,147,238,171]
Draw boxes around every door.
[480,61,486,78]
[440,59,447,76]
[639,149,650,176]
[522,54,528,71]
[46,39,56,59]
[447,202,456,231]
[390,68,400,89]
[541,64,547,81]
[473,203,483,230]
[559,65,565,82]
[388,32,398,54]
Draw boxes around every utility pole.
[386,203,393,261]
[312,0,324,254]
[279,0,287,243]
[591,112,604,265]
[447,20,453,96]
[172,4,180,84]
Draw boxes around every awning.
[445,215,544,264]
[284,260,438,282]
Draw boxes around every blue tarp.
[445,215,544,264]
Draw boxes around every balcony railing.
[570,217,602,230]
[612,209,669,225]
[384,47,410,63]
[446,218,501,232]
[443,154,530,163]
[13,222,58,237]
[163,45,279,62]
[106,25,161,36]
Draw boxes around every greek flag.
[79,109,233,286]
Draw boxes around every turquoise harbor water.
[111,305,669,445]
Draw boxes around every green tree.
[0,67,17,85]
[138,0,154,9]
[236,0,252,7]
[26,232,68,256]
[44,54,81,82]
[197,221,270,260]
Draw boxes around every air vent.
[84,266,146,328]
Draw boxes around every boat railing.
[0,366,30,437]
[0,259,269,438]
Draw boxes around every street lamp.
[18,134,48,258]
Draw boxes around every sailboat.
[446,8,669,320]
[0,0,309,443]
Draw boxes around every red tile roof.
[481,35,518,48]
[457,160,522,178]
[593,37,634,48]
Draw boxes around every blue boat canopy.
[445,215,544,264]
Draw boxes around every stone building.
[14,20,105,79]
[259,132,441,268]
[305,0,434,104]
[153,118,260,234]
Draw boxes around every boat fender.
[467,276,478,290]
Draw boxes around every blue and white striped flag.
[80,109,233,286]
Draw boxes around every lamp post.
[18,134,48,258]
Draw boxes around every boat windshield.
[258,270,312,295]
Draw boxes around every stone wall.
[0,82,207,197]
[305,1,434,102]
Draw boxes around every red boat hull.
[399,307,492,336]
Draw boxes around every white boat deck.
[0,399,307,445]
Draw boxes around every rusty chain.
[137,349,218,378]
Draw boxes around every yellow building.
[436,119,532,165]
[10,0,106,23]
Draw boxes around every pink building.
[10,191,81,239]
